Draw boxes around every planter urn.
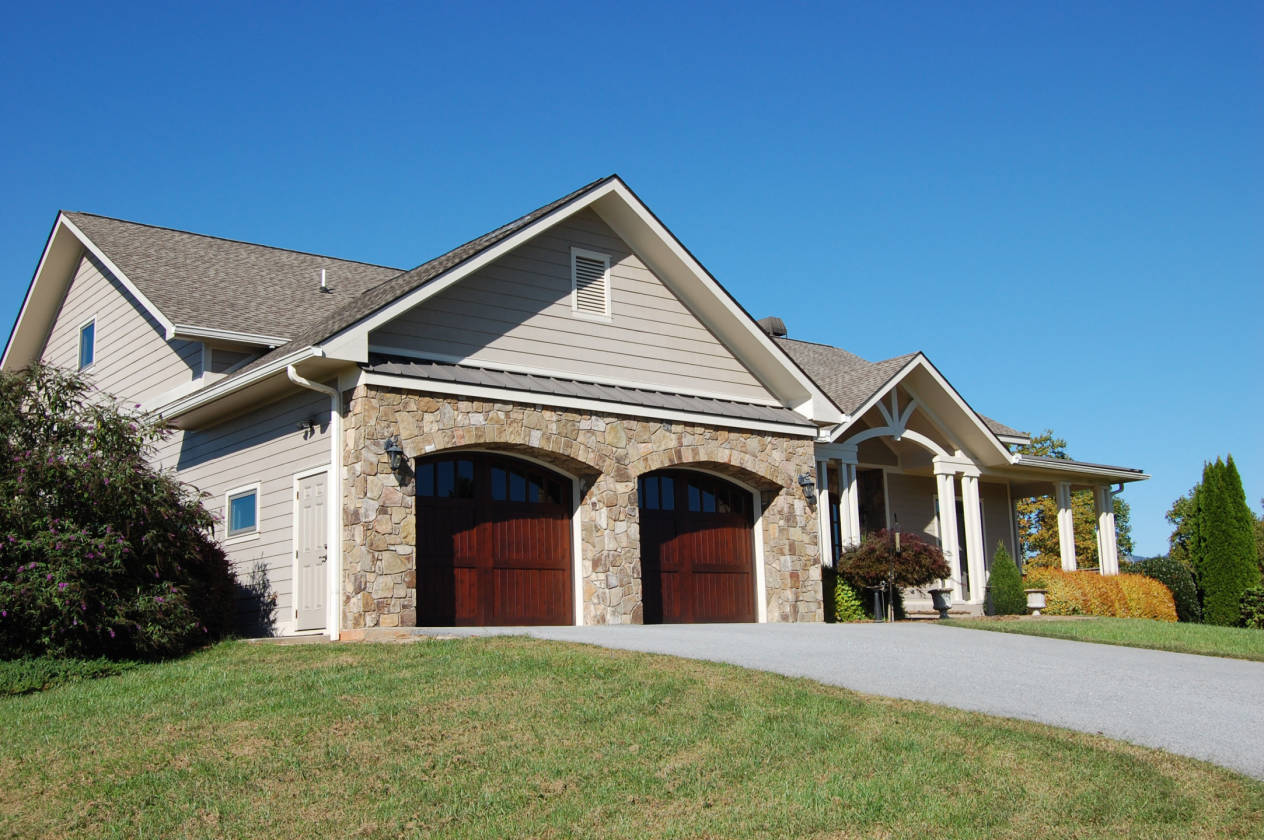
[1025,588,1048,616]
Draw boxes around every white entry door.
[296,471,327,630]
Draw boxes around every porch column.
[959,470,986,604]
[1055,481,1077,571]
[934,463,963,602]
[1095,485,1120,575]
[816,459,835,568]
[839,447,860,549]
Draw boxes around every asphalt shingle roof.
[774,337,1025,438]
[63,212,402,340]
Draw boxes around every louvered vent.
[571,249,610,317]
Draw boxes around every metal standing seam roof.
[773,336,1026,438]
[365,355,816,427]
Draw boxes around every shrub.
[1240,587,1264,630]
[0,656,137,696]
[0,364,235,660]
[986,542,1026,615]
[1130,555,1202,622]
[822,566,867,623]
[838,530,951,590]
[1024,569,1176,621]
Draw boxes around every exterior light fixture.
[797,473,815,490]
[384,436,406,473]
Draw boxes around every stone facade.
[341,384,823,629]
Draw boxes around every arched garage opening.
[638,469,757,623]
[415,452,573,626]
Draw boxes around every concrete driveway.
[426,622,1264,779]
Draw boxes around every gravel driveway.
[429,622,1264,779]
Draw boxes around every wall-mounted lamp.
[384,436,406,473]
[797,473,815,491]
[295,417,317,434]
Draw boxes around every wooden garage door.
[639,470,756,623]
[415,453,572,626]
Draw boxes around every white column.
[1095,485,1119,575]
[960,471,986,604]
[1055,481,1077,571]
[839,448,860,549]
[934,466,962,602]
[815,460,834,568]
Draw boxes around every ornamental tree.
[0,364,235,659]
[1188,456,1260,626]
[837,530,951,590]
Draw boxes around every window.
[78,320,95,370]
[571,247,611,319]
[225,485,260,539]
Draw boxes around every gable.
[368,209,777,403]
[40,252,202,405]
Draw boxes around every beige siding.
[155,388,333,635]
[370,209,774,401]
[40,253,201,405]
[885,473,940,544]
[981,481,1016,569]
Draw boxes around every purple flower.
[155,596,164,604]
[46,573,53,581]
[108,628,115,638]
[0,610,6,618]
[58,582,67,590]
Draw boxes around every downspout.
[287,365,342,641]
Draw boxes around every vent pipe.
[320,268,328,292]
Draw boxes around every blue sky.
[1,1,1259,555]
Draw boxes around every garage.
[415,452,573,626]
[638,469,757,623]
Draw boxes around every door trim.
[292,465,331,632]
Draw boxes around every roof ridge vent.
[757,316,787,337]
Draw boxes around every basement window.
[78,320,95,370]
[571,248,611,319]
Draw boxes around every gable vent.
[571,248,611,318]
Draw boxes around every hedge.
[1024,569,1177,621]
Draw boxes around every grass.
[1,639,1261,839]
[0,656,138,696]
[942,616,1264,662]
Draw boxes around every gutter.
[1009,454,1149,482]
[156,346,318,420]
[287,365,342,642]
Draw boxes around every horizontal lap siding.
[154,389,333,633]
[981,482,1016,569]
[370,209,774,402]
[40,254,200,405]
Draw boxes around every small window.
[78,320,95,370]
[226,486,259,538]
[571,248,611,318]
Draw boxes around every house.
[2,175,1147,637]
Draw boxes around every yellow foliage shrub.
[1022,569,1177,622]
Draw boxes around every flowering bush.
[837,530,951,590]
[0,364,234,659]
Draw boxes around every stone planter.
[1025,588,1048,616]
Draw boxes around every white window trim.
[78,317,96,371]
[224,482,262,544]
[570,247,612,322]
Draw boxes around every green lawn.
[943,616,1264,662]
[1,639,1261,839]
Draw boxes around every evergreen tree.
[1190,456,1261,626]
[985,541,1026,615]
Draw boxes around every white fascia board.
[155,346,319,420]
[1009,455,1149,483]
[592,182,845,425]
[997,433,1031,446]
[58,215,176,339]
[2,216,67,370]
[361,372,819,438]
[316,180,626,363]
[171,324,290,347]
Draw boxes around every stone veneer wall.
[341,384,823,629]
